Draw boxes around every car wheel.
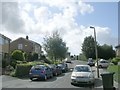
[30,77,33,81]
[71,82,75,85]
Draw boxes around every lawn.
[107,65,120,84]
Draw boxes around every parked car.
[87,58,95,66]
[95,59,109,68]
[71,65,95,85]
[65,58,72,63]
[29,65,53,81]
[48,64,62,76]
[57,63,68,73]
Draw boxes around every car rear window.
[34,65,44,70]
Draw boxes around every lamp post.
[90,26,99,78]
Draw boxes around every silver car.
[95,59,109,68]
[71,65,95,85]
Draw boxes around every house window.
[18,44,23,49]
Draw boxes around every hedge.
[15,64,32,77]
[14,62,48,77]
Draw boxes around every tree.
[32,53,38,60]
[98,44,115,59]
[82,36,96,59]
[43,31,68,61]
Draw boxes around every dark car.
[48,64,62,76]
[29,65,53,81]
[87,58,95,66]
[57,63,68,73]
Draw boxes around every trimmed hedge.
[14,62,48,77]
[15,64,32,77]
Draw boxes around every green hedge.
[15,63,32,77]
[14,62,48,77]
[111,57,120,65]
[107,65,120,83]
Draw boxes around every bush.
[14,62,47,77]
[2,59,8,68]
[11,50,25,61]
[15,63,33,77]
[111,57,120,65]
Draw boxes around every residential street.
[1,60,119,89]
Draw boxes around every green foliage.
[107,65,120,83]
[78,54,87,61]
[111,57,120,65]
[82,36,115,60]
[43,31,68,61]
[2,59,8,68]
[32,53,38,60]
[82,36,96,59]
[14,62,47,77]
[15,63,33,77]
[11,50,25,61]
[26,52,38,61]
[98,44,115,60]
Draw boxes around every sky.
[0,0,119,55]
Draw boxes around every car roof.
[75,65,90,67]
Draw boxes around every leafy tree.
[25,52,38,61]
[98,44,115,59]
[82,36,96,59]
[43,31,68,61]
[32,53,38,60]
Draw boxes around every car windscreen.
[74,66,91,72]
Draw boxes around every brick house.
[115,44,120,57]
[10,36,42,58]
[0,33,11,62]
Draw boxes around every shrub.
[2,59,8,68]
[15,63,33,77]
[14,62,47,77]
[111,57,120,65]
[11,50,25,61]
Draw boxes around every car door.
[104,61,109,67]
[46,66,52,77]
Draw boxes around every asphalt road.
[1,60,119,89]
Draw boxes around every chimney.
[26,36,29,40]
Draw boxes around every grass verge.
[107,65,120,84]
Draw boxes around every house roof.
[11,37,41,47]
[115,44,120,48]
[0,33,11,41]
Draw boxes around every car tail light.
[41,70,45,74]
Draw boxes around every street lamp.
[90,26,99,78]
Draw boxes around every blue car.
[29,65,53,81]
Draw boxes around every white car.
[65,58,71,63]
[71,65,95,85]
[95,59,109,68]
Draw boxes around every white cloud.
[1,2,25,34]
[1,1,117,55]
[23,3,32,12]
[34,6,51,22]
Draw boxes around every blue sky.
[75,2,118,37]
[1,1,119,55]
